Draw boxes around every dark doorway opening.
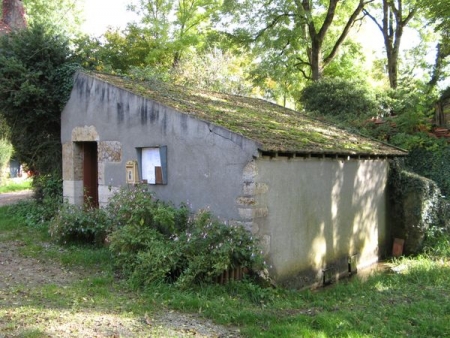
[82,142,98,208]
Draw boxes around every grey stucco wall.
[61,73,260,220]
[61,73,391,288]
[252,157,389,288]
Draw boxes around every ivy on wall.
[404,145,450,199]
[388,159,449,255]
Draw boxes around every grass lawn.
[1,203,449,337]
[0,177,32,193]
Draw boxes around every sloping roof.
[89,72,407,157]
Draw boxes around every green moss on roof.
[90,72,406,156]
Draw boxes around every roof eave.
[258,149,407,160]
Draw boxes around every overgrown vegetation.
[0,138,12,184]
[300,77,380,120]
[48,185,264,288]
[388,159,450,254]
[0,24,79,177]
[1,203,450,337]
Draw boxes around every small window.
[139,146,167,184]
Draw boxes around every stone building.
[61,71,407,288]
[0,0,26,36]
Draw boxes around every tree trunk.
[365,0,416,89]
[303,0,371,81]
[309,38,323,81]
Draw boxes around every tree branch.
[254,12,292,40]
[362,8,383,33]
[324,0,374,66]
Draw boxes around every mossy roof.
[90,72,407,157]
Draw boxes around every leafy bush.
[105,185,189,235]
[109,207,263,288]
[300,77,379,120]
[7,174,63,227]
[174,210,262,287]
[49,185,265,288]
[422,226,450,259]
[49,204,111,246]
[0,138,12,183]
[403,144,450,198]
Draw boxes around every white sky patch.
[81,0,139,36]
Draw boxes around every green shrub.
[7,174,62,227]
[105,185,189,235]
[0,138,12,183]
[104,186,264,288]
[403,144,450,198]
[108,208,263,288]
[49,184,265,288]
[108,225,180,285]
[174,210,263,287]
[49,203,111,246]
[422,226,450,259]
[32,173,63,202]
[300,77,379,120]
[388,159,449,254]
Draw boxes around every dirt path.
[0,240,242,337]
[0,190,33,207]
[0,194,242,337]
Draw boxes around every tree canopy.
[0,24,79,175]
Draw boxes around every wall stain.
[117,102,124,123]
[181,113,188,131]
[150,102,159,123]
[141,100,148,124]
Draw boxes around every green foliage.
[388,159,449,254]
[7,174,62,228]
[128,0,221,70]
[109,207,263,288]
[422,225,450,258]
[174,210,262,287]
[105,185,188,235]
[32,173,62,202]
[49,204,111,246]
[0,24,80,176]
[300,77,379,119]
[172,48,254,96]
[74,26,162,73]
[23,0,84,36]
[403,144,450,198]
[106,186,263,288]
[0,138,13,181]
[0,178,31,193]
[50,185,264,288]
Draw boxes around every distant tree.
[75,25,158,73]
[363,0,417,89]
[415,0,450,88]
[22,0,83,36]
[0,24,79,176]
[222,0,374,82]
[128,0,221,70]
